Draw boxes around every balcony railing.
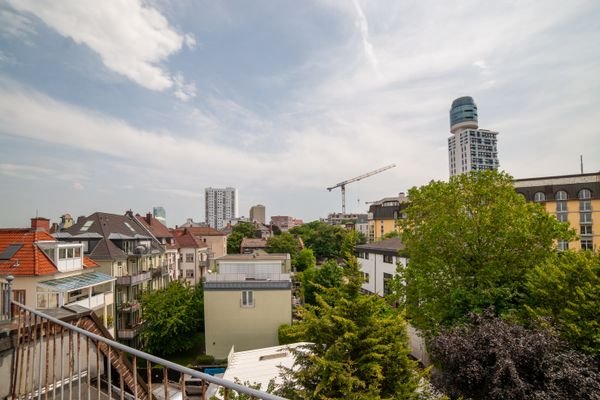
[8,300,287,400]
[116,271,152,286]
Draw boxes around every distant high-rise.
[249,204,266,224]
[153,206,166,226]
[205,187,238,230]
[448,96,499,177]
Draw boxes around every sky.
[1,0,599,228]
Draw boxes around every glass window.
[186,269,194,279]
[241,290,254,307]
[581,239,593,251]
[581,225,593,236]
[580,200,592,211]
[383,255,394,264]
[556,213,568,223]
[59,248,67,259]
[185,253,194,263]
[534,192,546,202]
[556,202,568,212]
[74,247,81,257]
[555,190,568,201]
[579,189,592,200]
[383,273,393,296]
[580,212,592,224]
[557,240,569,251]
[363,272,370,283]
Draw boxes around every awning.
[37,271,115,292]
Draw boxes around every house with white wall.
[355,237,406,296]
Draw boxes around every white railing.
[69,293,106,310]
[205,272,291,282]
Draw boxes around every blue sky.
[1,0,599,227]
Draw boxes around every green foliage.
[227,222,257,254]
[429,310,600,400]
[398,170,574,335]
[277,256,421,400]
[290,221,349,260]
[523,250,600,355]
[278,324,296,345]
[340,229,366,257]
[380,230,400,240]
[266,232,300,260]
[139,281,204,356]
[195,354,215,365]
[301,260,344,306]
[295,248,316,273]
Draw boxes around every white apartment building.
[205,187,239,230]
[355,238,407,296]
[448,96,499,177]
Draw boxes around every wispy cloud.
[5,0,195,97]
[352,0,381,78]
[0,8,35,39]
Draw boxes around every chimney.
[50,222,60,233]
[125,209,134,218]
[146,212,152,224]
[398,192,407,203]
[31,217,50,232]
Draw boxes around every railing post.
[6,275,14,320]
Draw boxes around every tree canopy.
[277,257,421,400]
[291,221,365,260]
[139,281,203,356]
[266,232,301,260]
[398,170,574,334]
[300,259,344,305]
[295,248,316,273]
[523,250,600,355]
[227,221,257,254]
[429,310,600,400]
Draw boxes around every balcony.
[118,325,141,339]
[68,292,113,310]
[116,270,152,286]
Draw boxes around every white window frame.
[241,290,254,308]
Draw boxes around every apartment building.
[56,211,168,346]
[173,230,210,285]
[515,172,600,251]
[356,238,407,296]
[249,204,266,224]
[205,187,238,230]
[0,218,115,334]
[204,254,292,358]
[367,194,408,242]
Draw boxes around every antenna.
[580,155,584,174]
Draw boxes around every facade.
[173,230,210,285]
[0,218,115,335]
[153,206,167,226]
[204,254,292,358]
[171,226,227,260]
[270,216,302,232]
[249,205,266,225]
[515,172,600,251]
[448,96,499,177]
[205,187,239,230]
[240,238,268,254]
[135,212,179,280]
[355,238,407,296]
[56,211,168,346]
[367,193,408,242]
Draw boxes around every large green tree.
[227,221,257,254]
[523,250,600,355]
[291,221,358,260]
[277,257,421,400]
[295,248,316,273]
[139,281,203,355]
[398,170,573,334]
[301,259,343,305]
[266,232,300,260]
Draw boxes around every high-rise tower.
[448,96,499,177]
[205,187,238,230]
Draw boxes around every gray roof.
[355,237,404,255]
[38,271,115,292]
[204,281,292,291]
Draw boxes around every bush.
[195,354,216,365]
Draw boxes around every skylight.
[80,220,94,232]
[0,244,23,260]
[124,222,136,232]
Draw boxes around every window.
[556,213,568,223]
[358,252,369,260]
[581,239,593,251]
[59,248,67,259]
[383,255,394,264]
[534,192,546,202]
[579,189,592,200]
[555,190,568,201]
[185,253,194,263]
[580,212,592,224]
[557,240,569,251]
[241,290,254,307]
[74,247,81,257]
[556,201,568,212]
[185,269,194,279]
[580,200,592,211]
[383,273,393,296]
[581,225,593,236]
[363,272,370,283]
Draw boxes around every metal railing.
[8,302,286,399]
[0,275,13,322]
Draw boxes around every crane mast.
[327,164,396,213]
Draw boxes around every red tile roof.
[173,231,207,249]
[0,229,58,276]
[135,214,172,238]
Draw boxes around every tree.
[277,257,421,400]
[398,170,574,334]
[290,221,352,260]
[139,281,203,356]
[295,248,316,273]
[301,259,343,305]
[227,222,257,254]
[429,310,600,400]
[266,232,300,261]
[523,250,600,355]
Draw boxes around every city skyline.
[1,1,600,227]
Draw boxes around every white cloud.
[72,182,85,191]
[6,0,193,93]
[173,73,197,102]
[0,163,54,179]
[352,0,380,77]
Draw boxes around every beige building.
[249,205,266,225]
[515,172,600,251]
[204,254,292,358]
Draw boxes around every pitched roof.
[173,231,207,249]
[0,229,58,276]
[173,226,225,237]
[135,214,172,239]
[241,238,268,248]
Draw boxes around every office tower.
[205,187,239,230]
[448,96,499,177]
[249,204,266,224]
[153,206,166,226]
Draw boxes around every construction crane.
[327,164,396,213]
